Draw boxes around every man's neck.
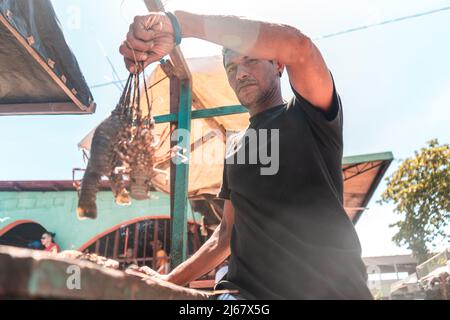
[246,83,284,117]
[248,97,285,117]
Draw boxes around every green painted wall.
[0,190,201,250]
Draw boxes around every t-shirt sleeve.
[217,163,231,200]
[290,75,343,148]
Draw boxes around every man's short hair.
[222,47,282,77]
[222,47,233,67]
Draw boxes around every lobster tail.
[89,113,124,175]
[77,170,101,220]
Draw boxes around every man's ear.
[275,60,285,77]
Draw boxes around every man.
[120,11,372,300]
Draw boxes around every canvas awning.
[0,0,95,115]
[343,152,393,222]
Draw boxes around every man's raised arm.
[120,11,334,112]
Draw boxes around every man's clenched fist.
[119,13,176,73]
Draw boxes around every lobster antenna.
[119,74,133,105]
[141,62,153,127]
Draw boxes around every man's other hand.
[138,266,170,282]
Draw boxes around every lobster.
[77,72,159,219]
[77,108,129,219]
[77,75,134,219]
[124,73,157,201]
[128,117,156,200]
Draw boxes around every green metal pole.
[170,80,192,268]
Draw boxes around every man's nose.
[236,65,250,81]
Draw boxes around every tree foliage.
[379,139,450,263]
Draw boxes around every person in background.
[41,232,60,254]
[154,240,170,275]
[121,247,139,269]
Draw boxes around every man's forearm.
[174,10,310,66]
[166,225,230,286]
[172,11,332,110]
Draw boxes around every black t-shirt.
[217,81,373,300]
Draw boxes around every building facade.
[0,182,204,270]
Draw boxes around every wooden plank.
[0,14,93,113]
[0,102,96,116]
[189,280,215,289]
[0,245,208,300]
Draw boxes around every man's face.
[41,234,50,246]
[224,51,281,109]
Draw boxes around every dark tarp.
[0,0,95,115]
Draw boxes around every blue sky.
[1,0,449,257]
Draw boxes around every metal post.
[144,0,193,269]
[394,263,399,280]
[170,80,192,267]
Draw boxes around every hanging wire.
[141,62,153,123]
[315,5,450,40]
[91,79,127,89]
